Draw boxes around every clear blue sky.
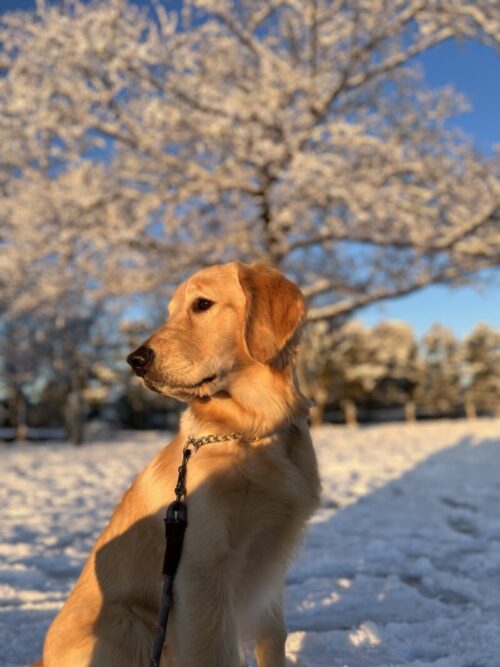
[2,1,499,337]
[362,40,500,338]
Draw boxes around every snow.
[2,419,500,667]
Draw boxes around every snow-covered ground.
[2,419,500,667]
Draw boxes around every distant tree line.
[300,321,500,426]
[0,313,179,444]
[1,318,498,443]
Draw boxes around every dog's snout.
[127,346,154,376]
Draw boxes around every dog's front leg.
[170,566,241,667]
[254,593,287,667]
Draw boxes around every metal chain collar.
[174,432,259,504]
[186,431,249,451]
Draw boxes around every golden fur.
[39,261,320,667]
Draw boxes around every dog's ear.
[237,262,306,368]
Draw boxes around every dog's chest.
[194,438,315,556]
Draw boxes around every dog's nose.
[127,346,154,376]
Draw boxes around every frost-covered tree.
[304,319,420,423]
[462,323,500,418]
[0,319,37,441]
[416,324,462,416]
[370,321,420,421]
[298,320,337,425]
[0,303,101,443]
[1,0,499,326]
[301,320,388,425]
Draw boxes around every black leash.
[149,432,248,667]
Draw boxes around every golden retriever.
[39,261,320,667]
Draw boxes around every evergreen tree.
[463,324,500,417]
[416,325,462,417]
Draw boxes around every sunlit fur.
[39,261,320,667]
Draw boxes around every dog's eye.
[192,298,214,313]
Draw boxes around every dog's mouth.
[166,374,217,390]
[143,374,217,396]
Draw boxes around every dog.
[39,261,320,666]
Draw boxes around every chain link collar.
[185,431,251,451]
[174,432,260,504]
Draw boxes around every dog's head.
[127,261,305,402]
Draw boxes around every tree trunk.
[465,397,477,420]
[65,391,85,445]
[257,167,285,268]
[66,368,85,445]
[14,389,28,443]
[404,400,416,423]
[342,399,358,426]
[310,402,325,427]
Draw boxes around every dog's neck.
[180,363,309,439]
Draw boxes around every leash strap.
[149,433,249,667]
[149,446,191,667]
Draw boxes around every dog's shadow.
[92,497,187,667]
[286,436,500,667]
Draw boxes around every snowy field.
[2,419,500,667]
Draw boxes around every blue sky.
[2,1,499,338]
[362,40,500,337]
